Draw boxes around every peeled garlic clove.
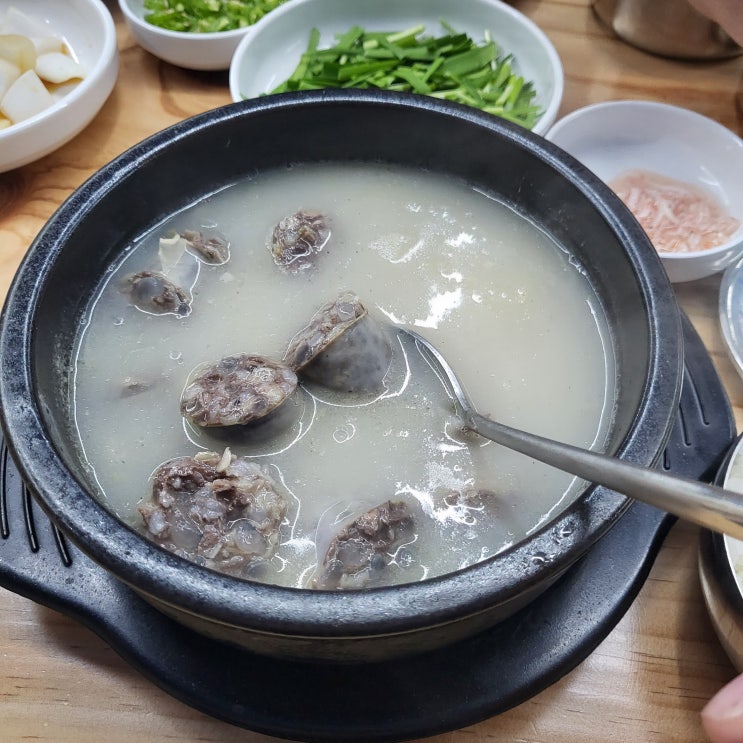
[1,7,52,39]
[0,57,20,99]
[0,69,53,123]
[0,34,36,72]
[30,36,64,56]
[35,51,83,84]
[158,233,188,275]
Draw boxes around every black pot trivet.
[0,313,735,743]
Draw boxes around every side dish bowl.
[719,254,743,383]
[547,100,743,283]
[700,434,743,671]
[118,0,269,70]
[228,0,564,135]
[0,90,683,663]
[0,0,118,173]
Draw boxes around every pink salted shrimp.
[609,169,740,254]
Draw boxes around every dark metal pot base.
[0,314,734,743]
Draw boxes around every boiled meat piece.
[123,270,191,316]
[270,209,330,271]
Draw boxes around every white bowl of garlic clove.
[0,0,118,173]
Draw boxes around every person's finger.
[687,0,743,46]
[702,672,743,742]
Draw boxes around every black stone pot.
[0,90,683,663]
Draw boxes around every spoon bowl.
[400,326,743,540]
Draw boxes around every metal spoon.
[399,326,743,541]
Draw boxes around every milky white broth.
[71,162,616,588]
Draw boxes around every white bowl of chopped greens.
[228,0,564,133]
[0,0,118,173]
[118,0,289,71]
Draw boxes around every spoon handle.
[468,411,743,540]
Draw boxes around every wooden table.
[2,1,743,741]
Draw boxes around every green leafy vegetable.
[143,0,289,33]
[267,23,542,129]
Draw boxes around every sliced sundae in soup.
[180,354,298,428]
[71,161,617,590]
[284,290,393,394]
[139,449,288,575]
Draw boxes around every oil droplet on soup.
[71,162,617,589]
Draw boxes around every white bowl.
[718,254,743,387]
[228,0,564,135]
[119,0,260,71]
[0,0,118,173]
[547,100,743,284]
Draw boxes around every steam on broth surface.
[71,162,617,589]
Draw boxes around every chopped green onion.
[266,23,542,129]
[143,0,289,34]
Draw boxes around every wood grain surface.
[1,1,743,741]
